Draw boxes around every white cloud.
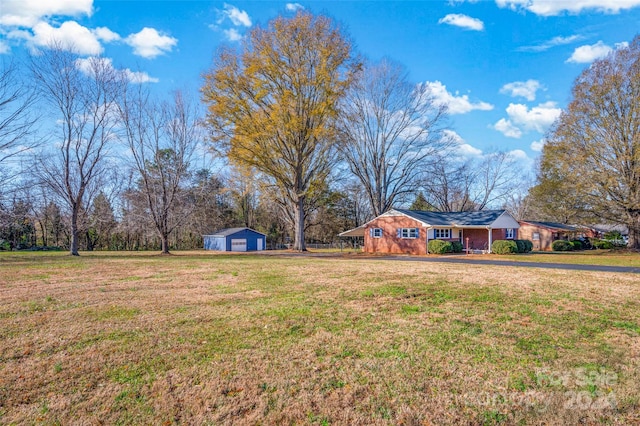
[0,40,9,54]
[286,3,304,11]
[499,79,543,101]
[221,4,252,27]
[496,0,640,16]
[493,118,523,138]
[125,27,177,59]
[123,69,159,84]
[0,0,93,27]
[75,56,158,84]
[518,35,583,52]
[507,149,534,170]
[442,130,483,158]
[494,101,562,138]
[93,26,120,43]
[507,101,562,133]
[566,40,613,63]
[438,14,484,31]
[508,149,529,161]
[223,28,243,42]
[530,139,546,152]
[31,20,103,55]
[425,81,494,115]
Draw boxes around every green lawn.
[0,251,638,424]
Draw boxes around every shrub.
[451,241,463,253]
[428,239,453,254]
[513,239,526,253]
[491,240,518,254]
[522,239,533,253]
[570,240,583,250]
[592,239,614,250]
[552,240,573,251]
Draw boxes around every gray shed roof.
[204,227,266,238]
[395,209,507,227]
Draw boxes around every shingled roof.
[394,209,508,227]
[204,227,266,237]
[519,221,576,232]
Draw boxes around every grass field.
[1,251,639,425]
[481,250,640,268]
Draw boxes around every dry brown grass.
[1,251,639,425]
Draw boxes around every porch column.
[425,227,430,254]
[487,227,492,253]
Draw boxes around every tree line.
[1,11,639,253]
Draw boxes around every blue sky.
[2,0,640,174]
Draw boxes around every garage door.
[231,239,247,252]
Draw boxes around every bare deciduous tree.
[338,58,449,217]
[120,88,203,254]
[0,59,37,166]
[31,48,125,256]
[422,151,520,212]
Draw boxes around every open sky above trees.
[2,0,640,174]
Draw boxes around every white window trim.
[372,228,383,238]
[399,228,419,239]
[505,228,515,239]
[434,228,451,239]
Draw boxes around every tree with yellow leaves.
[202,12,358,251]
[536,35,640,249]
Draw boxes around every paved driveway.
[378,255,640,274]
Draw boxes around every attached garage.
[203,227,266,252]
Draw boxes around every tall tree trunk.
[161,233,170,255]
[293,196,306,251]
[628,210,640,250]
[70,205,80,256]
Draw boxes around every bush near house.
[451,241,463,253]
[491,240,518,254]
[510,240,533,253]
[428,239,453,254]
[592,239,614,250]
[570,240,583,250]
[552,240,573,251]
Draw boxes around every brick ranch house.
[340,209,520,255]
[517,221,578,251]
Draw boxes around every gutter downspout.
[425,226,431,254]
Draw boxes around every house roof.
[204,227,266,237]
[590,223,629,235]
[338,209,518,237]
[338,225,366,237]
[519,221,577,232]
[394,209,509,227]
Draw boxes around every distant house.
[203,227,266,252]
[340,209,520,255]
[517,221,577,251]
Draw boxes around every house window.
[505,228,515,239]
[398,228,419,239]
[532,232,540,241]
[370,228,383,238]
[434,228,451,239]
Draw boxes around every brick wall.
[365,216,426,255]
